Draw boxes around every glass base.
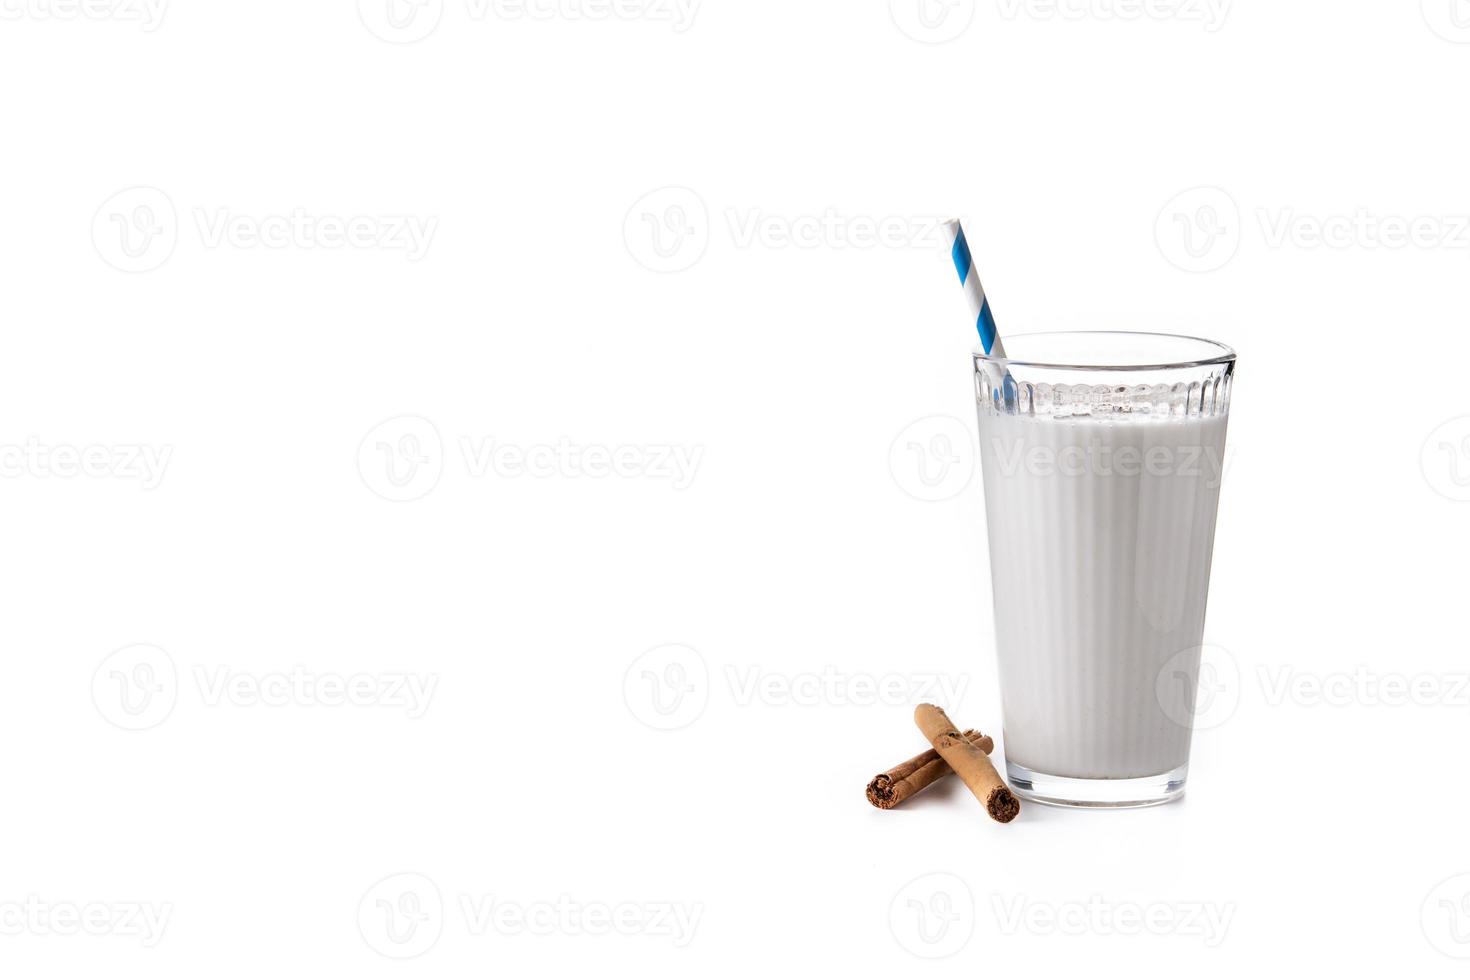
[1006,761,1188,809]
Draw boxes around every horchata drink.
[973,331,1235,807]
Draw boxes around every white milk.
[976,411,1229,780]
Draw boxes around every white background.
[3,0,1470,975]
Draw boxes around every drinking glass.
[973,331,1235,807]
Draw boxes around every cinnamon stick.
[866,729,994,809]
[914,704,1020,823]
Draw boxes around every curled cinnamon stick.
[914,704,1020,824]
[866,729,994,809]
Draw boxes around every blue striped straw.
[944,219,1007,360]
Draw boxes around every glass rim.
[974,330,1236,372]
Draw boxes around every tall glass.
[973,332,1235,807]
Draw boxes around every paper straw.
[943,219,1007,360]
